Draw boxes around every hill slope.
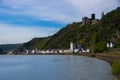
[0,44,23,51]
[22,7,120,53]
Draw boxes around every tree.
[94,42,107,53]
[0,48,3,54]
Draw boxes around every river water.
[0,55,115,80]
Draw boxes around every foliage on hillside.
[0,48,2,53]
[23,23,99,51]
[100,7,120,47]
[23,37,52,50]
[22,7,120,53]
[0,44,23,51]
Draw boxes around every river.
[0,55,115,80]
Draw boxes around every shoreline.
[80,53,120,80]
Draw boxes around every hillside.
[23,37,51,49]
[22,7,120,53]
[0,44,23,51]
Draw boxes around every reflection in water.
[0,55,115,80]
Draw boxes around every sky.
[0,0,120,44]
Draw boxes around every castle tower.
[101,12,104,18]
[91,14,95,20]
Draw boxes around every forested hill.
[22,7,120,53]
[0,44,23,51]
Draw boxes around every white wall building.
[110,43,113,48]
[107,43,110,48]
[107,43,113,48]
[70,42,75,53]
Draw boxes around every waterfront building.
[70,42,75,53]
[25,49,29,54]
[31,50,35,54]
[107,43,110,48]
[7,51,13,54]
[110,43,113,48]
[107,43,114,48]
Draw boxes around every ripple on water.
[0,55,116,80]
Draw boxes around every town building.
[107,43,114,48]
[70,41,75,53]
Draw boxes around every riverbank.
[96,53,120,80]
[80,53,120,80]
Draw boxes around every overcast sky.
[0,0,120,44]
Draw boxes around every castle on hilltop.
[82,13,101,25]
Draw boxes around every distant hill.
[22,7,120,53]
[23,37,51,50]
[0,44,23,51]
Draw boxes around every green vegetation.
[23,37,51,50]
[0,44,23,51]
[94,42,107,53]
[90,54,95,57]
[22,7,120,53]
[110,59,120,79]
[0,48,2,53]
[112,60,120,75]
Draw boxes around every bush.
[90,54,95,57]
[0,48,2,53]
[115,39,120,48]
[94,42,107,53]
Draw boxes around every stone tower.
[101,12,104,18]
[91,14,95,20]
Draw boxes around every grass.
[111,60,120,80]
[112,60,120,75]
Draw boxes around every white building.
[70,42,75,53]
[107,43,113,48]
[31,50,35,54]
[7,51,13,54]
[110,43,113,48]
[107,43,110,48]
[25,49,29,54]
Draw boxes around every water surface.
[0,55,115,80]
